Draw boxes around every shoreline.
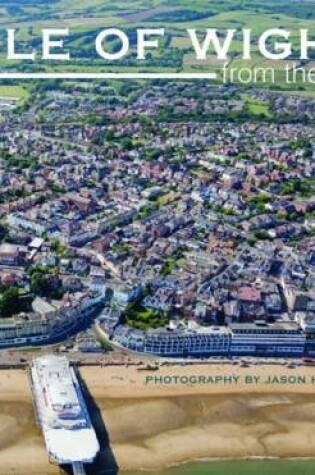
[125,456,315,474]
[82,364,315,471]
[2,364,315,473]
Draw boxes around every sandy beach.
[2,364,315,473]
[0,370,58,475]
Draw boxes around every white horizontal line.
[0,72,217,80]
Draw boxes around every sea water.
[125,460,315,475]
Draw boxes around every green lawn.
[242,95,271,117]
[0,86,29,105]
[124,303,169,330]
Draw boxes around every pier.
[29,355,99,474]
[72,461,86,475]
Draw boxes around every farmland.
[0,1,315,92]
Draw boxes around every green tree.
[0,288,21,318]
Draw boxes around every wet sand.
[2,364,315,473]
[0,370,58,475]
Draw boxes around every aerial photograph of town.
[3,1,315,475]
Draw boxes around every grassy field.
[242,95,271,117]
[0,0,315,94]
[0,86,28,104]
